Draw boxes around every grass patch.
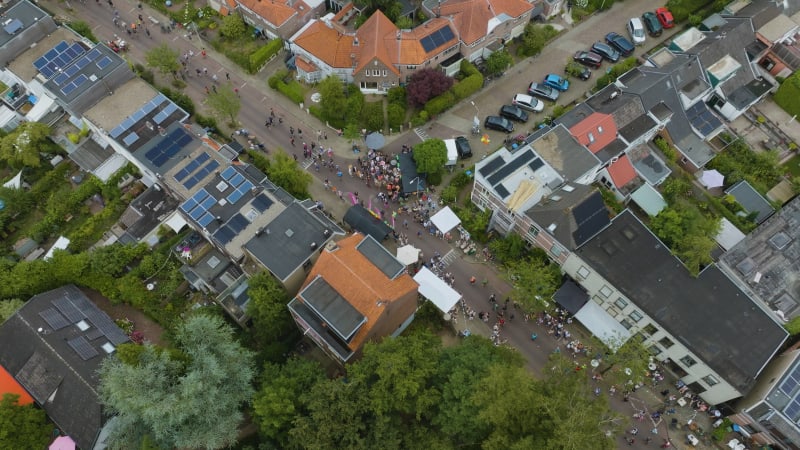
[775,75,800,119]
[210,37,262,73]
[781,153,800,178]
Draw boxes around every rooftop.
[474,146,563,210]
[7,27,78,82]
[607,154,638,189]
[39,41,127,105]
[0,285,129,449]
[0,0,56,63]
[526,185,611,250]
[529,124,600,183]
[123,185,179,240]
[627,143,671,185]
[629,183,667,217]
[244,201,343,281]
[568,112,618,161]
[130,122,203,176]
[577,210,788,394]
[433,0,533,45]
[725,180,775,224]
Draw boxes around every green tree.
[0,122,51,168]
[597,337,652,387]
[0,393,52,450]
[253,358,325,446]
[206,84,241,126]
[98,314,255,449]
[519,24,558,57]
[412,139,447,174]
[507,255,562,312]
[318,76,348,128]
[485,49,512,76]
[353,0,402,21]
[488,234,529,267]
[263,151,312,199]
[650,202,720,276]
[145,44,180,78]
[246,271,293,344]
[219,14,247,39]
[0,298,24,321]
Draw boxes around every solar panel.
[181,198,198,213]
[54,72,70,86]
[39,308,71,330]
[220,166,237,181]
[61,83,77,96]
[153,110,168,124]
[94,55,112,69]
[174,162,198,182]
[85,328,105,340]
[479,156,505,177]
[192,189,210,203]
[251,194,273,213]
[487,150,535,186]
[190,205,206,220]
[420,35,436,53]
[228,213,249,234]
[214,226,236,244]
[105,328,130,345]
[183,176,201,190]
[198,212,215,228]
[238,180,254,194]
[132,109,146,122]
[529,158,544,171]
[226,189,244,204]
[495,184,510,198]
[52,296,84,323]
[200,195,216,210]
[162,102,179,116]
[229,173,245,189]
[68,336,99,360]
[123,132,140,146]
[141,101,157,115]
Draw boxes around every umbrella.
[396,244,420,265]
[481,134,490,145]
[364,132,385,150]
[49,436,76,450]
[700,169,725,188]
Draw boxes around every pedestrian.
[470,276,476,285]
[226,72,230,81]
[290,137,295,146]
[196,68,201,77]
[289,126,294,135]
[204,86,210,94]
[270,108,275,117]
[481,278,488,287]
[203,67,208,75]
[212,74,218,83]
[489,293,496,303]
[145,28,150,37]
[201,48,206,58]
[297,128,302,136]
[626,437,635,446]
[212,85,217,93]
[234,88,239,96]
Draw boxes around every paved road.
[45,1,712,447]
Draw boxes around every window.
[577,266,590,279]
[642,324,658,336]
[382,70,387,77]
[614,297,628,309]
[606,307,618,318]
[649,345,662,355]
[527,225,539,237]
[620,319,633,330]
[365,70,370,77]
[599,285,613,298]
[629,310,644,322]
[659,336,675,349]
[680,355,697,368]
[702,375,720,387]
[406,65,416,70]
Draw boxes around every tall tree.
[0,393,52,450]
[0,122,51,168]
[485,49,512,76]
[206,84,241,126]
[219,14,246,40]
[507,255,562,312]
[145,44,180,78]
[246,271,294,344]
[412,139,447,174]
[262,151,312,199]
[406,69,454,106]
[0,298,24,321]
[98,314,255,449]
[318,76,348,128]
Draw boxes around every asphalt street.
[43,0,709,447]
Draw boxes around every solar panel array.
[572,192,611,247]
[251,194,273,213]
[228,213,249,234]
[33,41,86,79]
[39,308,71,330]
[52,295,86,323]
[420,26,456,53]
[479,156,505,177]
[174,153,211,181]
[110,94,169,139]
[153,102,180,125]
[144,128,193,167]
[224,170,254,205]
[687,102,722,137]
[487,150,535,186]
[181,188,220,229]
[67,336,99,361]
[182,160,220,190]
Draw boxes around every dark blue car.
[605,32,635,57]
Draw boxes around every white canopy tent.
[396,244,421,265]
[165,211,188,233]
[574,301,631,351]
[430,206,461,234]
[700,169,725,188]
[443,139,458,166]
[413,266,461,313]
[2,170,22,189]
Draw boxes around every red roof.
[607,155,637,188]
[0,364,33,405]
[568,112,617,154]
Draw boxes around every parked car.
[455,136,472,158]
[605,32,635,57]
[543,73,570,92]
[512,93,544,112]
[484,115,514,133]
[642,11,663,37]
[627,17,646,45]
[528,82,560,101]
[499,104,529,123]
[573,50,603,69]
[590,42,620,63]
[656,7,674,28]
[565,61,592,80]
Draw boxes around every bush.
[134,63,155,85]
[387,103,405,131]
[451,73,483,100]
[775,71,800,118]
[460,60,480,77]
[249,38,283,73]
[424,91,456,117]
[361,101,384,132]
[595,57,639,90]
[411,110,429,127]
[387,86,406,104]
[654,136,678,162]
[69,21,97,43]
[195,114,219,133]
[268,70,305,104]
[158,87,195,116]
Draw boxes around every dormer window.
[588,132,595,143]
[597,126,604,134]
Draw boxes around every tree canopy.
[507,253,562,312]
[406,69,454,107]
[206,84,242,126]
[0,122,51,168]
[98,314,255,449]
[317,76,348,129]
[246,270,294,345]
[145,44,180,77]
[219,14,247,39]
[485,49,512,76]
[413,139,448,175]
[0,393,52,450]
[650,201,720,276]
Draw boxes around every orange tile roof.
[386,19,459,66]
[354,10,400,75]
[295,56,318,73]
[569,112,617,154]
[293,20,357,69]
[298,233,418,351]
[438,0,533,45]
[0,364,33,405]
[219,5,229,16]
[607,155,637,188]
[237,0,296,27]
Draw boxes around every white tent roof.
[574,301,631,351]
[413,266,461,313]
[2,170,22,189]
[715,217,746,251]
[44,236,70,260]
[165,211,188,233]
[444,139,457,166]
[430,206,461,233]
[700,169,725,188]
[396,244,420,265]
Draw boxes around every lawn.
[781,153,800,178]
[774,75,800,118]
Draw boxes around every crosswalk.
[414,127,429,142]
[440,249,458,266]
[300,158,314,170]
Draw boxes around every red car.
[656,7,674,28]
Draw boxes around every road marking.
[240,82,248,88]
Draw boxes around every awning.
[553,280,588,315]
[49,436,76,450]
[2,170,22,189]
[398,153,426,194]
[343,205,392,241]
[430,206,461,233]
[574,301,631,350]
[700,169,725,188]
[413,266,461,313]
[165,211,188,233]
[444,139,457,165]
[396,244,420,265]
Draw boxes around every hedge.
[424,91,456,117]
[452,73,483,100]
[460,59,480,77]
[268,70,305,104]
[157,86,196,116]
[249,38,283,74]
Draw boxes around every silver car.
[512,94,544,112]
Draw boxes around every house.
[0,285,130,449]
[729,347,800,449]
[728,0,800,79]
[725,180,775,224]
[719,196,800,320]
[233,0,326,40]
[287,233,418,363]
[113,185,179,246]
[563,210,788,405]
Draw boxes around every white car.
[512,94,544,112]
[627,17,646,46]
